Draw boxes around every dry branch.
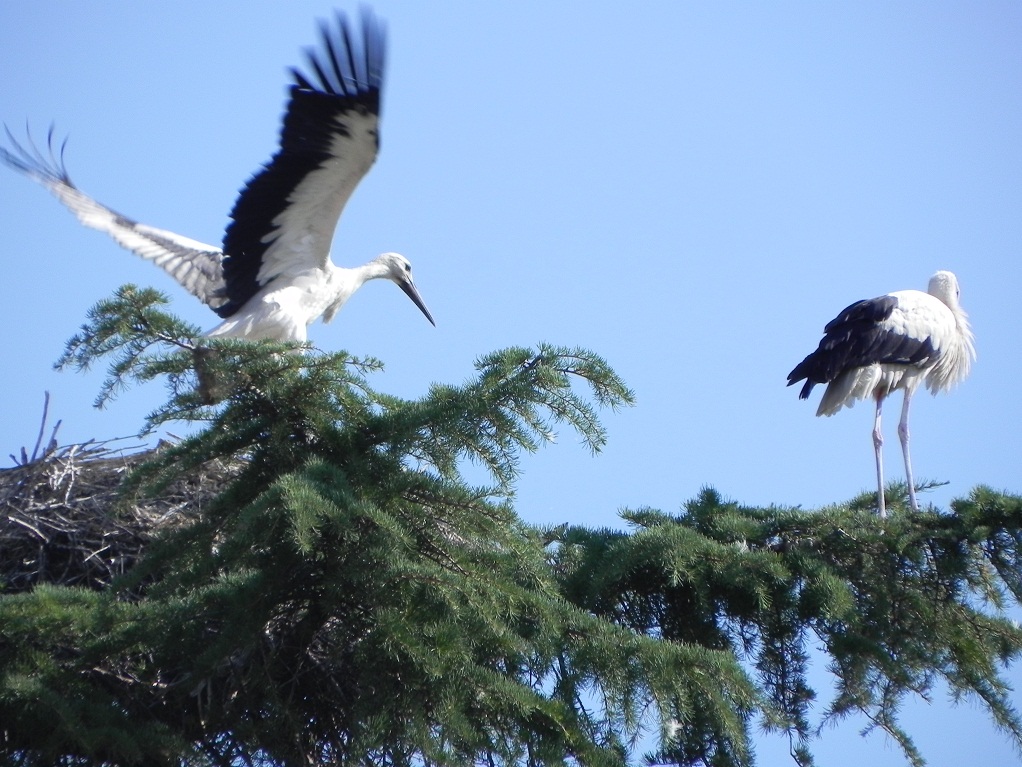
[1,440,237,593]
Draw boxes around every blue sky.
[1,2,1020,764]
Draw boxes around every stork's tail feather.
[786,354,818,399]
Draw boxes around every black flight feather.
[217,11,384,318]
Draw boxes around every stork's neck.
[938,293,973,344]
[932,289,976,377]
[329,258,390,295]
[357,257,395,283]
[319,257,393,325]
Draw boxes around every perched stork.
[0,10,434,343]
[787,271,975,518]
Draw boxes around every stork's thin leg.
[873,396,886,519]
[899,389,918,512]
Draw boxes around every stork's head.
[927,270,961,309]
[376,252,435,326]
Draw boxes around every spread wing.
[1,127,227,310]
[217,10,385,319]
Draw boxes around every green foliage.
[555,489,1022,767]
[56,284,203,410]
[3,289,1022,767]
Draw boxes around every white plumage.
[1,10,433,343]
[788,271,975,517]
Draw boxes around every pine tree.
[2,285,1021,767]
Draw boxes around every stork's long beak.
[400,280,436,326]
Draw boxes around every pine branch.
[5,287,1021,767]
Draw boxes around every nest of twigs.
[1,428,235,594]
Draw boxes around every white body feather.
[817,277,974,416]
